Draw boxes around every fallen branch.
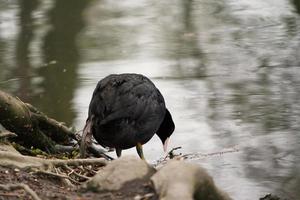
[0,183,41,200]
[35,170,81,185]
[154,146,239,167]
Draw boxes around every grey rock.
[151,160,232,200]
[85,156,156,191]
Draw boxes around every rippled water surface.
[1,0,300,199]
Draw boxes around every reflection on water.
[15,0,39,102]
[0,0,300,199]
[36,0,89,124]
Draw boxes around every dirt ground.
[0,166,158,200]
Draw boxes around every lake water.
[0,0,300,199]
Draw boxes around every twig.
[83,166,99,176]
[166,146,182,159]
[62,165,90,181]
[181,147,239,159]
[0,183,41,200]
[35,170,81,185]
[153,146,183,167]
[154,146,239,167]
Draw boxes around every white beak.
[163,137,170,152]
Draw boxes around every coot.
[81,73,175,159]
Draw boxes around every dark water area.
[1,0,300,199]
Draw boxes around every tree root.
[32,160,104,186]
[49,157,107,168]
[0,151,107,170]
[0,149,108,189]
[0,90,113,160]
[0,131,17,139]
[0,183,42,200]
[0,90,75,152]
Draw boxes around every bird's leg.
[136,143,145,160]
[116,148,122,157]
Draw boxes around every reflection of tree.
[200,1,300,198]
[36,0,89,125]
[0,5,8,82]
[14,0,39,101]
[290,0,300,67]
[81,2,142,61]
[225,62,300,199]
[292,0,300,14]
[206,60,300,198]
[0,39,5,82]
[158,0,206,78]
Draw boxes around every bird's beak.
[163,137,170,152]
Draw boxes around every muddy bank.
[0,143,288,200]
[0,141,230,200]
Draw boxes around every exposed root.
[0,90,76,152]
[0,149,107,188]
[0,151,107,169]
[49,157,107,167]
[0,183,41,200]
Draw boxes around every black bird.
[80,73,175,159]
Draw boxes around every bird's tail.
[80,116,93,158]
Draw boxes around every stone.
[260,194,282,200]
[85,156,156,191]
[151,160,232,200]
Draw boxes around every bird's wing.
[90,80,164,125]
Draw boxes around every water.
[1,0,300,199]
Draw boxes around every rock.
[260,194,282,200]
[151,160,232,200]
[85,156,156,191]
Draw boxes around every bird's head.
[156,108,175,152]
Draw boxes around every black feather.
[84,73,175,151]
